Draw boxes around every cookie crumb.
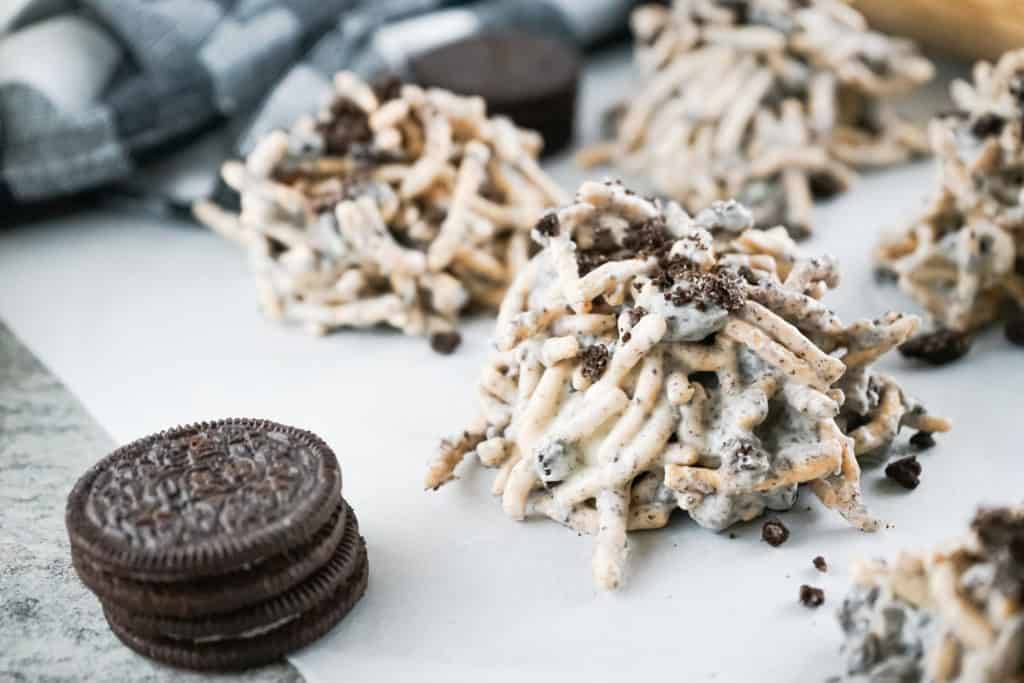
[535,213,560,237]
[899,329,972,365]
[799,584,825,608]
[761,518,790,547]
[971,113,1006,138]
[659,263,747,313]
[813,556,828,573]
[430,331,462,355]
[371,74,403,103]
[1005,317,1024,347]
[316,97,373,156]
[872,266,898,284]
[909,431,936,450]
[580,345,610,381]
[885,455,922,490]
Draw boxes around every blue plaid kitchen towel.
[0,0,633,211]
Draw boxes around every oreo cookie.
[72,501,350,618]
[65,419,368,671]
[103,507,365,641]
[66,419,341,581]
[105,552,369,671]
[410,31,581,156]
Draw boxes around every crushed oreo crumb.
[970,507,1024,601]
[317,97,373,156]
[576,249,613,276]
[799,584,825,608]
[845,412,870,432]
[535,212,559,238]
[372,75,403,103]
[1005,316,1024,347]
[580,345,610,381]
[807,171,843,199]
[784,222,811,241]
[909,431,936,450]
[661,264,747,313]
[899,329,973,365]
[885,455,922,490]
[430,331,462,355]
[971,113,1006,139]
[873,266,898,285]
[622,216,671,255]
[626,306,647,329]
[761,518,790,547]
[421,203,448,227]
[813,556,828,573]
[1011,75,1024,107]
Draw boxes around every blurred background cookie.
[410,31,582,156]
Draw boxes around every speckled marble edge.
[0,320,303,682]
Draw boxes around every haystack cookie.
[835,506,1024,682]
[579,0,933,237]
[877,49,1024,343]
[195,72,568,348]
[426,181,950,589]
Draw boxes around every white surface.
[2,49,1022,682]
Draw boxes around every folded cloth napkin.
[0,0,634,212]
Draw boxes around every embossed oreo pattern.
[67,419,341,580]
[86,423,321,548]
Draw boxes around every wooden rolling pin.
[853,0,1024,61]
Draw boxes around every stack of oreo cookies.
[65,419,367,671]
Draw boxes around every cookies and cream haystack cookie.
[580,0,933,237]
[195,72,567,348]
[426,181,950,589]
[836,506,1024,682]
[877,50,1024,341]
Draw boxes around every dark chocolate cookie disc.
[102,509,365,640]
[410,31,581,156]
[72,501,350,618]
[66,418,342,582]
[104,552,369,672]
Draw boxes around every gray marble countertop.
[0,321,302,682]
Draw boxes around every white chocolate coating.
[579,0,933,236]
[427,182,950,589]
[195,72,568,339]
[877,50,1024,332]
